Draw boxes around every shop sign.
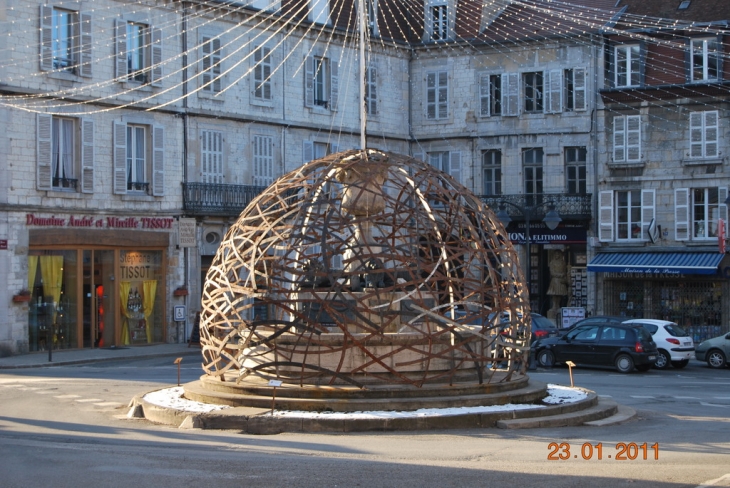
[25,213,174,230]
[0,239,6,250]
[507,222,587,245]
[178,218,197,248]
[604,272,686,279]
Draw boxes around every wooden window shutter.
[37,114,53,190]
[330,60,339,110]
[115,20,127,80]
[573,67,586,111]
[479,74,490,117]
[598,190,614,242]
[113,122,127,194]
[152,125,165,196]
[40,6,53,71]
[545,69,562,113]
[150,27,163,86]
[449,151,461,184]
[674,188,690,241]
[79,13,93,77]
[80,118,94,193]
[304,56,314,107]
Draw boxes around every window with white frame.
[201,34,222,93]
[523,72,543,113]
[599,189,655,242]
[305,55,338,110]
[690,38,720,82]
[253,46,272,100]
[40,6,92,77]
[429,4,448,41]
[564,68,586,111]
[113,122,164,195]
[614,44,641,87]
[365,65,377,115]
[479,74,501,116]
[115,20,162,85]
[689,110,719,158]
[253,135,274,186]
[201,130,223,183]
[675,187,729,241]
[367,0,378,36]
[522,148,543,200]
[37,114,94,193]
[565,147,587,194]
[613,115,641,162]
[482,150,501,196]
[426,71,448,120]
[303,141,338,163]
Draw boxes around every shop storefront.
[588,252,730,343]
[25,215,173,351]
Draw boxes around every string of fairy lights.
[0,0,728,150]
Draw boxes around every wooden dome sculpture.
[200,149,530,388]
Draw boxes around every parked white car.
[622,319,694,369]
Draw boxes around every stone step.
[495,397,618,429]
[183,379,550,412]
[198,372,530,400]
[584,404,637,426]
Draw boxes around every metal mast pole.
[359,0,367,150]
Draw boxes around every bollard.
[565,360,576,387]
[174,357,183,386]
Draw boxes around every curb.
[0,349,201,370]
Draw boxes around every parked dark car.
[530,313,559,344]
[535,322,658,373]
[558,315,625,336]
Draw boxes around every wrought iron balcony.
[478,193,593,221]
[183,182,267,217]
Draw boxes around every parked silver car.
[695,332,730,369]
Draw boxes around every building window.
[427,151,462,185]
[365,65,377,115]
[692,188,721,239]
[616,190,642,240]
[115,20,161,85]
[599,190,655,242]
[40,6,91,76]
[689,110,719,158]
[52,117,77,190]
[113,122,164,196]
[613,115,641,162]
[426,71,448,120]
[254,46,272,100]
[479,74,501,116]
[614,44,641,87]
[37,114,94,193]
[565,147,587,194]
[691,38,720,82]
[430,4,448,41]
[127,125,148,192]
[367,0,378,36]
[305,56,338,110]
[522,148,543,204]
[564,68,586,111]
[523,72,543,113]
[482,150,501,196]
[201,35,222,93]
[310,0,330,24]
[52,9,74,70]
[253,135,274,186]
[201,130,223,184]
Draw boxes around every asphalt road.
[0,357,728,488]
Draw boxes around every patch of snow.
[542,384,588,404]
[143,387,230,413]
[141,383,587,417]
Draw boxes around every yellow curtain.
[119,281,132,345]
[143,280,157,343]
[28,256,39,292]
[39,255,63,322]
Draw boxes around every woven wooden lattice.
[200,150,530,387]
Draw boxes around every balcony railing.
[183,182,267,217]
[478,193,593,221]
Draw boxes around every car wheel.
[654,350,670,370]
[537,349,555,367]
[671,359,689,369]
[615,354,634,373]
[707,349,727,369]
[636,364,651,372]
